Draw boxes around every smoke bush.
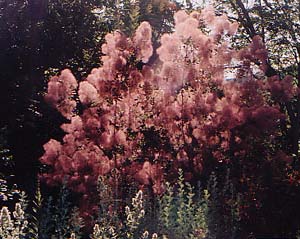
[40,7,294,220]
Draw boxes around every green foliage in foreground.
[3,169,298,239]
[158,169,208,239]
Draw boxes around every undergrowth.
[0,169,254,239]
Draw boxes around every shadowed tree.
[0,0,103,194]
